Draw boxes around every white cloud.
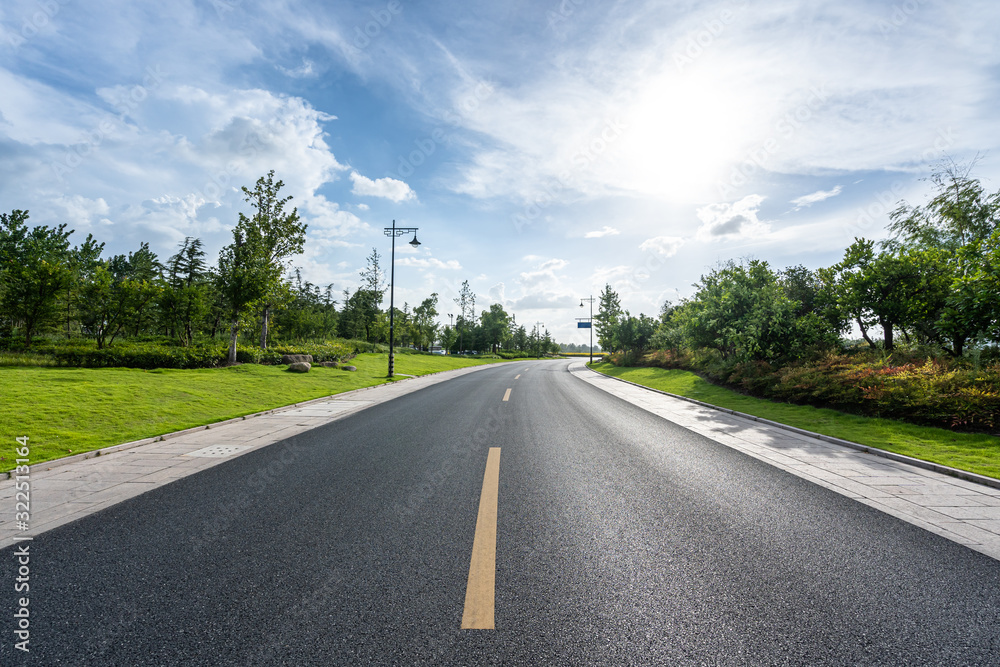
[639,236,685,258]
[350,172,416,202]
[791,186,843,210]
[518,258,568,288]
[488,282,506,303]
[584,226,620,238]
[696,195,771,241]
[277,59,316,79]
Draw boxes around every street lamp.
[580,295,595,364]
[383,219,420,378]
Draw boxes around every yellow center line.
[502,388,512,401]
[514,374,521,380]
[461,447,501,630]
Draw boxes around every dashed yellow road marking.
[502,388,512,401]
[514,374,521,380]
[461,447,501,630]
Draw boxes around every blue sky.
[2,0,999,344]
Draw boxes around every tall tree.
[0,210,74,347]
[594,283,622,353]
[160,237,208,347]
[881,161,1000,355]
[217,171,306,362]
[479,302,511,354]
[454,280,476,352]
[412,293,439,349]
[824,239,922,351]
[64,234,105,338]
[356,247,385,342]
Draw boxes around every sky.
[2,0,999,346]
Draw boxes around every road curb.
[579,364,1000,491]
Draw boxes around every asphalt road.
[4,359,1000,665]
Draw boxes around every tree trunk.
[950,335,966,358]
[881,317,894,351]
[260,304,270,350]
[856,317,876,349]
[228,319,239,364]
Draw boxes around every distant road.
[8,359,1000,664]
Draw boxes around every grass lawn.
[1,353,503,469]
[590,362,1000,481]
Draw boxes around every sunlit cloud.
[584,226,620,238]
[350,172,416,202]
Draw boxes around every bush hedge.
[27,338,384,370]
[626,348,1000,433]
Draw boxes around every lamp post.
[580,295,595,364]
[383,219,420,378]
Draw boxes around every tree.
[886,159,999,253]
[0,210,74,347]
[217,171,306,363]
[454,280,476,352]
[62,233,105,339]
[825,240,923,351]
[78,250,161,349]
[674,259,825,361]
[594,283,622,353]
[355,248,385,342]
[440,324,458,352]
[123,242,162,337]
[160,237,209,347]
[479,303,511,353]
[412,293,439,349]
[880,161,1000,355]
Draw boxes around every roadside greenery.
[591,362,1000,480]
[0,353,504,469]
[595,161,1000,437]
[0,170,560,361]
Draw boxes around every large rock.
[281,354,313,364]
[341,365,357,372]
[288,361,311,373]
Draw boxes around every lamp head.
[409,233,421,248]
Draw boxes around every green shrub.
[626,347,1000,433]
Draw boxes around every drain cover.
[184,445,249,458]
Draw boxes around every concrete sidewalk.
[570,361,1000,562]
[0,363,500,550]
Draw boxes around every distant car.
[429,346,446,355]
